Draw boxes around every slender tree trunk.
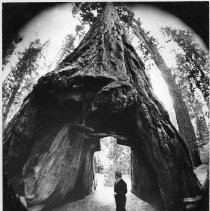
[130,20,201,167]
[3,4,202,211]
[196,114,209,145]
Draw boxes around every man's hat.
[115,171,122,178]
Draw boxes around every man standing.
[114,171,127,211]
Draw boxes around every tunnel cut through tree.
[3,3,202,211]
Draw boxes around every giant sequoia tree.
[3,4,202,211]
[72,2,202,167]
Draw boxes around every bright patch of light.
[20,3,78,45]
[149,67,178,129]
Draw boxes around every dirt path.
[53,174,155,211]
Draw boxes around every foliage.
[2,39,46,125]
[3,34,23,67]
[171,66,209,144]
[95,137,131,175]
[161,27,209,144]
[72,2,158,60]
[51,25,86,71]
[60,34,75,60]
[72,2,134,26]
[3,25,85,126]
[161,27,209,103]
[50,34,76,71]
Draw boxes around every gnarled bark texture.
[3,4,202,211]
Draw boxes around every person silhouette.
[114,171,127,211]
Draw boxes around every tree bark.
[3,3,202,211]
[196,114,209,145]
[130,20,201,167]
[131,148,164,210]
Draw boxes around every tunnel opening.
[55,136,156,211]
[94,136,132,192]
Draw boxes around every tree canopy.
[162,27,209,103]
[3,39,44,125]
[72,2,135,26]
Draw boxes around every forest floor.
[53,174,155,211]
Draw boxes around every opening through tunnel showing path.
[3,3,203,211]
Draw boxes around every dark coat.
[114,178,127,211]
[114,178,127,197]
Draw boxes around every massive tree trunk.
[130,19,201,167]
[3,3,202,211]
